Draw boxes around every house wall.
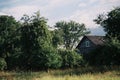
[78,38,96,54]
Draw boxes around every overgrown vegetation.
[86,7,120,66]
[0,58,6,70]
[84,37,120,66]
[0,7,120,77]
[0,67,120,80]
[58,50,83,68]
[0,11,87,71]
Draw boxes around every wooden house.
[76,35,105,54]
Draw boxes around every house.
[76,35,105,54]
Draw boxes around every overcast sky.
[0,0,120,35]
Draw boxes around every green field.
[0,67,120,80]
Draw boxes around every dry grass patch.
[0,67,120,80]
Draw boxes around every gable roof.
[77,35,105,48]
[86,35,105,45]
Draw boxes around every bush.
[0,58,7,70]
[6,54,20,70]
[28,46,62,70]
[58,50,83,68]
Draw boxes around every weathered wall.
[78,38,96,54]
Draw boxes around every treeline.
[0,7,120,71]
[0,12,88,71]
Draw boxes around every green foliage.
[0,58,7,70]
[30,47,62,69]
[51,30,63,47]
[0,15,20,70]
[6,49,21,70]
[58,50,83,68]
[86,37,120,66]
[54,21,90,49]
[94,7,120,40]
[0,16,19,58]
[18,11,62,70]
[0,11,97,71]
[93,7,120,65]
[41,47,62,69]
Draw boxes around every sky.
[0,0,120,35]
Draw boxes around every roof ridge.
[85,35,104,37]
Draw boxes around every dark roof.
[86,35,105,45]
[77,35,105,48]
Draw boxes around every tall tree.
[94,7,120,40]
[0,16,20,70]
[54,21,90,50]
[0,15,19,58]
[19,12,61,70]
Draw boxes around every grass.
[0,67,120,80]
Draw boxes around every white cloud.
[2,5,41,20]
[1,0,76,20]
[89,0,97,3]
[0,0,119,35]
[78,3,87,7]
[1,0,120,30]
[41,0,76,11]
[62,10,98,29]
[60,0,120,29]
[100,0,120,4]
[78,0,98,8]
[0,12,8,15]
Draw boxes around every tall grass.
[0,66,120,80]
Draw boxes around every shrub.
[58,50,83,68]
[0,57,7,70]
[28,46,62,70]
[6,54,20,70]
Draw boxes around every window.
[86,41,90,47]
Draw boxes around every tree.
[0,16,20,70]
[94,7,120,40]
[51,30,63,48]
[54,21,90,50]
[19,12,62,70]
[0,16,19,58]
